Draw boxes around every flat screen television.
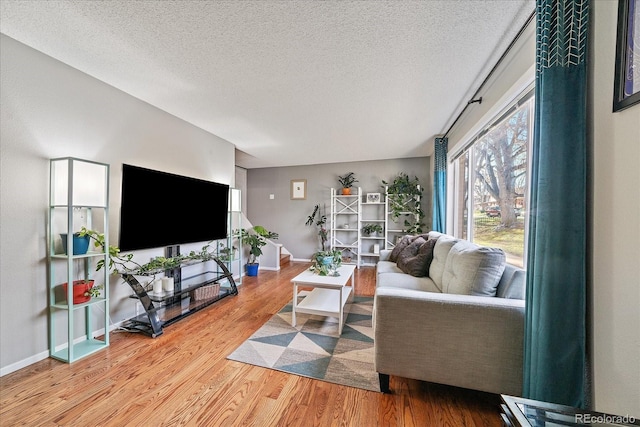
[119,164,229,251]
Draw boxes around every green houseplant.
[362,223,383,236]
[305,204,328,251]
[309,249,342,276]
[237,226,279,276]
[337,172,358,195]
[382,173,425,234]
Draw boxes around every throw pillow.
[397,238,438,277]
[417,238,437,275]
[396,237,429,276]
[389,235,416,263]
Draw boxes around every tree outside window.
[454,95,533,267]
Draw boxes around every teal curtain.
[524,0,589,408]
[432,137,447,232]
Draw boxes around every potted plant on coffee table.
[238,226,279,276]
[309,249,342,276]
[338,172,358,195]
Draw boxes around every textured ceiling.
[0,0,533,169]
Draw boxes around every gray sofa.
[373,231,526,396]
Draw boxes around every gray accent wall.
[246,158,431,260]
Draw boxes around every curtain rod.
[441,9,535,140]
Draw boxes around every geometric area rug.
[227,294,379,392]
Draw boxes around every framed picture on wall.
[366,193,381,203]
[291,179,306,200]
[613,0,640,112]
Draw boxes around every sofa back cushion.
[428,236,459,291]
[441,240,506,296]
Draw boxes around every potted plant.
[62,279,103,304]
[337,172,358,195]
[60,232,91,255]
[362,223,383,237]
[382,173,425,234]
[309,249,342,276]
[305,204,328,251]
[238,226,278,276]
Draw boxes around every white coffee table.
[291,264,356,335]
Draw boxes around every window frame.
[450,87,535,268]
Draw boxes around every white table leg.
[338,286,344,335]
[292,282,298,327]
[348,271,355,303]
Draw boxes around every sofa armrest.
[374,287,525,395]
[379,249,392,261]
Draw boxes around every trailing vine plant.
[79,227,219,275]
[382,173,425,234]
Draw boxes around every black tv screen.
[119,164,229,251]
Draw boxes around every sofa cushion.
[375,272,441,293]
[377,260,403,275]
[389,234,416,262]
[397,238,437,277]
[496,264,526,300]
[441,240,506,297]
[428,236,459,292]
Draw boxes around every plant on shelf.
[337,172,358,195]
[79,227,222,276]
[217,242,237,262]
[305,204,328,251]
[382,173,425,234]
[362,223,383,236]
[237,226,279,276]
[78,227,140,274]
[309,249,342,276]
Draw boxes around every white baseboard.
[0,350,50,377]
[0,320,127,377]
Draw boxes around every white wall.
[0,35,236,373]
[591,1,640,417]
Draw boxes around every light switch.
[269,194,275,200]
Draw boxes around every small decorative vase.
[342,187,351,195]
[321,256,333,265]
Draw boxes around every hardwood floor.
[0,262,503,426]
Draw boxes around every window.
[452,90,534,267]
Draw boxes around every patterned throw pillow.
[389,235,417,263]
[397,238,437,277]
[396,237,426,276]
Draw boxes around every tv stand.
[121,256,238,337]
